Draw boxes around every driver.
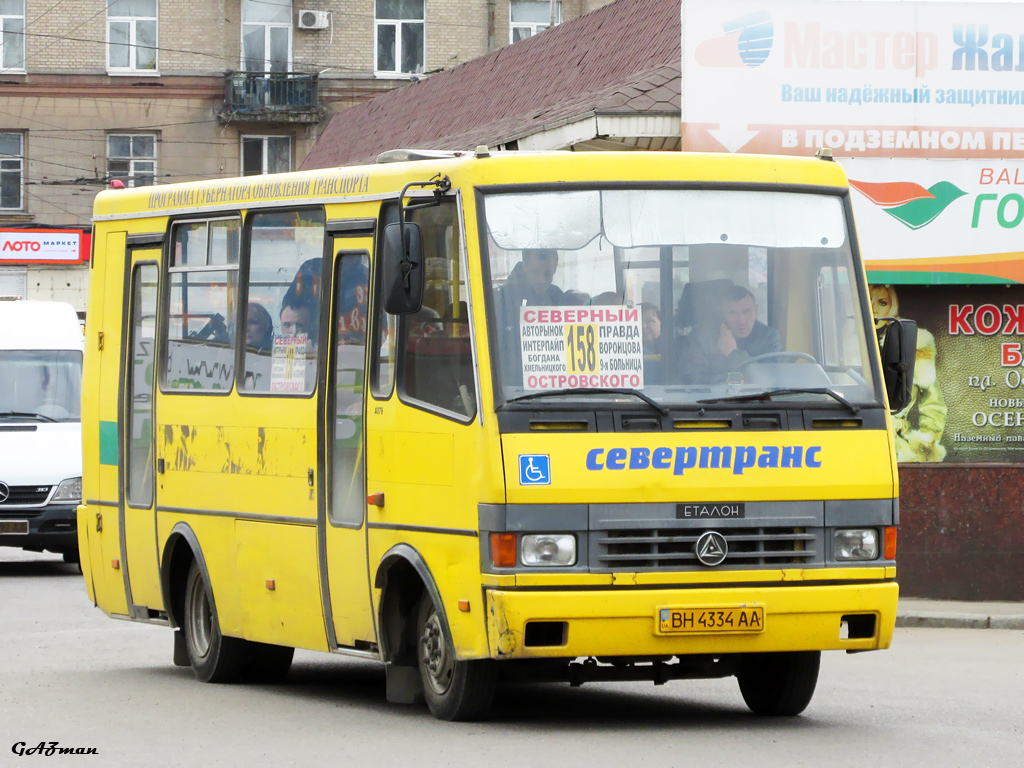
[680,284,781,384]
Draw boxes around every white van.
[0,299,84,562]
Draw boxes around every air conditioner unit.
[297,10,329,30]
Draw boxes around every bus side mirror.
[381,221,424,315]
[879,318,917,413]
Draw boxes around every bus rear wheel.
[183,560,246,683]
[416,595,497,721]
[737,651,820,716]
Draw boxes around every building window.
[510,1,559,43]
[241,136,291,176]
[108,134,157,187]
[0,0,25,72]
[242,0,291,73]
[0,132,23,210]
[107,0,158,73]
[375,0,424,76]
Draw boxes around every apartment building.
[0,0,613,310]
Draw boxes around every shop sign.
[0,230,90,264]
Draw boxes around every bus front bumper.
[483,581,898,659]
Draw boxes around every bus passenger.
[641,302,666,383]
[562,290,591,306]
[681,284,780,384]
[336,259,370,345]
[499,249,563,311]
[245,302,274,352]
[280,283,319,347]
[494,248,564,385]
[280,257,323,348]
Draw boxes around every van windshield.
[481,187,881,409]
[0,350,83,422]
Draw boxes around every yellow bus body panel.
[501,430,894,504]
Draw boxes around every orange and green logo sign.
[850,179,967,230]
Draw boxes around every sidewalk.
[897,598,1024,630]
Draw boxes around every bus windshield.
[481,187,881,409]
[0,350,83,422]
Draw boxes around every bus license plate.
[657,606,765,634]
[0,520,29,535]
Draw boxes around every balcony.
[218,71,323,124]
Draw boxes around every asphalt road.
[1,549,1021,768]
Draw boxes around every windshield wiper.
[0,410,57,423]
[697,388,860,414]
[504,387,670,416]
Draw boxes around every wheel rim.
[186,570,213,660]
[419,606,454,695]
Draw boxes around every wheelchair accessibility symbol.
[518,454,551,485]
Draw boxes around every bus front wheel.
[416,595,497,721]
[183,560,246,683]
[737,651,820,716]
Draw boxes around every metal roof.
[301,0,681,169]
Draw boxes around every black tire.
[182,560,246,683]
[61,548,80,565]
[737,651,820,716]
[416,595,497,721]
[244,642,295,684]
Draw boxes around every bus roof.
[93,151,850,222]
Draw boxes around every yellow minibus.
[80,149,916,720]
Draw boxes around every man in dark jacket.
[681,284,781,384]
[494,249,564,387]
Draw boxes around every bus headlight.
[833,529,878,561]
[521,534,576,567]
[50,477,82,504]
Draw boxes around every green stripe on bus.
[99,421,118,466]
[866,270,1016,286]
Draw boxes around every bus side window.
[164,218,240,392]
[241,208,326,395]
[397,200,477,421]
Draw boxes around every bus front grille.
[594,527,818,569]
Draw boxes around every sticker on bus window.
[519,306,644,391]
[270,334,308,392]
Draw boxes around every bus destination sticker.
[519,306,644,391]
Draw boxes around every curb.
[896,613,1024,630]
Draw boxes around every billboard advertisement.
[872,283,1024,462]
[681,0,1024,282]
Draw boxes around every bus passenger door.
[121,256,163,615]
[322,247,375,647]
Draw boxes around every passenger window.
[398,200,476,420]
[241,208,325,394]
[165,218,240,392]
[371,205,400,399]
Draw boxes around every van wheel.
[417,595,497,721]
[737,651,820,716]
[61,548,80,565]
[245,642,295,683]
[183,560,246,683]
